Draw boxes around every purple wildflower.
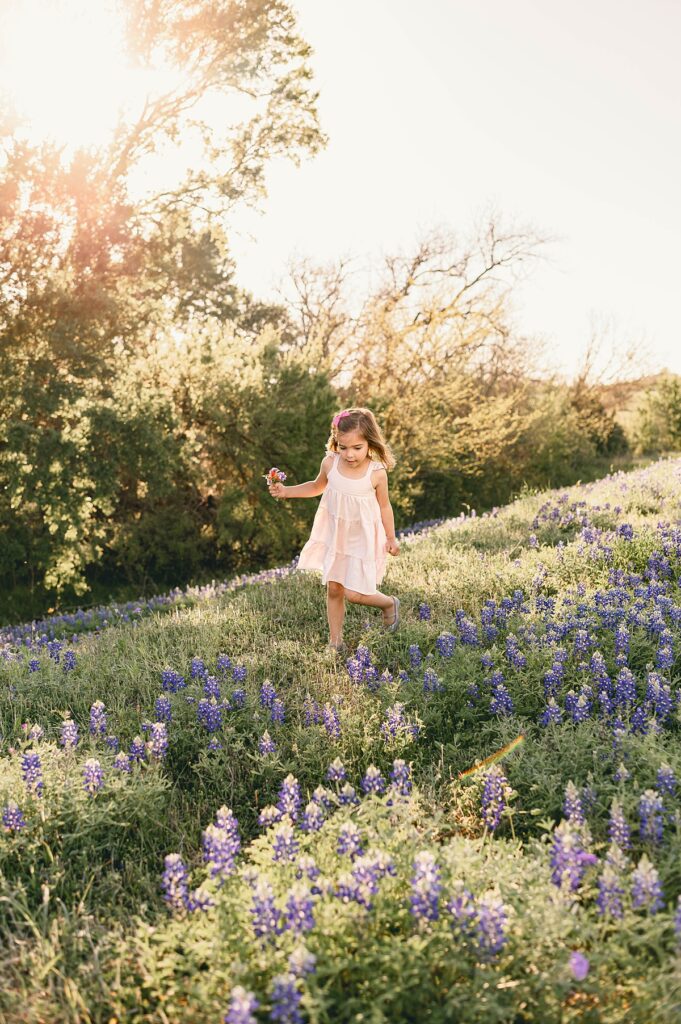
[410,851,441,921]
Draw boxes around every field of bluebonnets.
[3,457,681,1023]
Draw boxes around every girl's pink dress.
[297,453,387,595]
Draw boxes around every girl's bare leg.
[344,588,396,624]
[326,582,346,645]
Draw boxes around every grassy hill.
[2,458,681,1022]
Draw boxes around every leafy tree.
[0,0,324,599]
[635,375,681,453]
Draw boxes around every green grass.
[2,458,681,1021]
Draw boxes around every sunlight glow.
[0,0,178,151]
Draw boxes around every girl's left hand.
[385,537,400,556]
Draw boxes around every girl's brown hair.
[326,407,396,470]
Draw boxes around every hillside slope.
[2,458,681,1022]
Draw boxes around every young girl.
[267,407,400,652]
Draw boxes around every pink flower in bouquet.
[264,467,287,485]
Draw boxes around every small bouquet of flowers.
[264,467,287,486]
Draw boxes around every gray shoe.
[384,596,400,632]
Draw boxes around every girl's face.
[337,428,369,465]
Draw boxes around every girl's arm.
[374,469,400,555]
[268,455,333,500]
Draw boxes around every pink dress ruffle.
[297,453,387,595]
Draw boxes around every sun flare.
[0,0,174,151]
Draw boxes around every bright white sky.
[0,0,678,379]
[230,0,681,379]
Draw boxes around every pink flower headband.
[332,409,351,428]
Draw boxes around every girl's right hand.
[268,481,287,499]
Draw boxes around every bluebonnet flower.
[638,790,664,845]
[129,735,146,761]
[490,684,514,717]
[148,722,168,760]
[596,864,624,919]
[154,695,172,723]
[190,657,206,679]
[260,680,277,708]
[423,668,444,694]
[657,763,677,797]
[632,854,664,913]
[481,652,495,669]
[251,876,281,938]
[277,774,301,821]
[505,635,527,669]
[272,822,300,862]
[608,800,631,849]
[232,665,247,683]
[380,702,419,743]
[614,668,636,707]
[436,632,456,657]
[288,946,317,978]
[114,752,132,773]
[457,614,479,647]
[326,757,346,783]
[46,640,62,662]
[284,884,315,935]
[418,602,431,620]
[231,687,246,708]
[409,644,423,669]
[224,986,259,1024]
[656,643,674,671]
[2,802,26,831]
[563,781,585,824]
[186,886,214,913]
[83,758,103,796]
[351,850,395,908]
[105,735,120,752]
[21,752,43,797]
[337,822,363,859]
[162,853,189,911]
[481,765,508,832]
[197,698,222,733]
[259,730,277,755]
[258,805,282,829]
[322,702,341,740]
[303,695,322,726]
[203,675,221,700]
[447,884,476,935]
[301,801,325,833]
[613,760,630,783]
[569,951,590,981]
[311,785,334,809]
[271,698,286,724]
[28,659,40,672]
[216,653,232,675]
[614,622,630,657]
[338,783,359,805]
[617,523,634,540]
[89,701,107,737]
[540,698,563,726]
[296,855,321,886]
[63,650,76,671]
[550,822,597,890]
[565,686,592,723]
[269,974,303,1024]
[345,646,380,688]
[390,758,412,796]
[161,669,185,692]
[475,893,508,957]
[203,808,241,880]
[645,673,673,721]
[60,718,79,748]
[361,765,386,795]
[573,630,594,657]
[410,851,441,921]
